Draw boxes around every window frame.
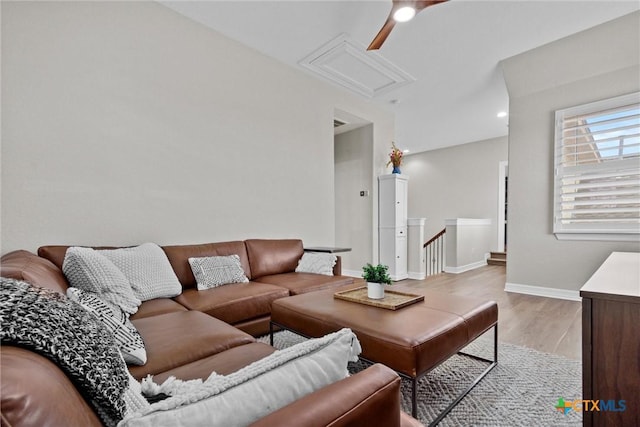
[553,92,640,242]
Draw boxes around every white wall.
[334,124,373,275]
[501,11,640,292]
[444,219,491,273]
[0,1,394,254]
[402,136,508,250]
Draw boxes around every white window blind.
[554,92,640,241]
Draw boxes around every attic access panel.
[299,33,415,98]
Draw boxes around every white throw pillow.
[62,246,141,314]
[295,252,337,276]
[99,243,182,301]
[119,328,361,427]
[188,255,249,290]
[67,287,147,365]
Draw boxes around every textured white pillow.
[99,243,182,301]
[188,255,249,290]
[67,287,147,365]
[295,252,337,276]
[119,328,361,427]
[62,246,141,314]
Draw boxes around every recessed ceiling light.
[497,111,508,118]
[393,6,416,22]
[403,149,410,153]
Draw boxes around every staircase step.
[487,252,506,266]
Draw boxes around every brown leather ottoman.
[270,285,498,425]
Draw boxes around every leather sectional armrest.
[0,250,69,294]
[1,346,103,427]
[249,363,403,427]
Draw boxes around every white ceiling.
[161,0,639,154]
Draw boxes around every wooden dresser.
[580,252,640,427]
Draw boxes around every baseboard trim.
[444,260,487,274]
[408,271,426,280]
[505,282,581,301]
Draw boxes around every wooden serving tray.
[334,286,424,310]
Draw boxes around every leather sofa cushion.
[245,239,303,279]
[37,245,72,268]
[174,282,289,325]
[130,298,188,320]
[162,241,252,288]
[129,311,255,380]
[38,245,121,269]
[152,342,276,383]
[0,250,69,294]
[255,272,354,295]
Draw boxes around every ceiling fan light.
[393,6,416,23]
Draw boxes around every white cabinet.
[378,174,409,281]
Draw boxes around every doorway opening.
[333,108,372,276]
[497,161,508,252]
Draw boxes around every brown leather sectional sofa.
[1,239,423,427]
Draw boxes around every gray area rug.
[258,331,582,426]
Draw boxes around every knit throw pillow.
[99,243,182,301]
[295,252,337,276]
[63,246,141,314]
[188,255,249,290]
[67,287,147,365]
[0,278,129,426]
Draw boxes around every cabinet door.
[379,178,396,228]
[379,228,397,271]
[395,178,408,228]
[379,175,408,228]
[394,236,408,278]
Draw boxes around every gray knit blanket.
[0,278,128,426]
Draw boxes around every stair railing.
[423,228,446,277]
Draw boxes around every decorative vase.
[367,282,385,299]
[392,166,401,174]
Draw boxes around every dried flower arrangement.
[386,142,403,173]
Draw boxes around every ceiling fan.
[367,0,449,50]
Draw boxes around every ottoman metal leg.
[269,321,274,346]
[412,378,418,418]
[427,324,498,426]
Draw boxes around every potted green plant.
[362,263,392,299]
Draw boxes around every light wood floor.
[400,265,582,360]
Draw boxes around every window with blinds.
[554,92,640,241]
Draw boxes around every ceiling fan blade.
[367,0,449,51]
[367,16,396,51]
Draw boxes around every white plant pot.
[367,282,385,299]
